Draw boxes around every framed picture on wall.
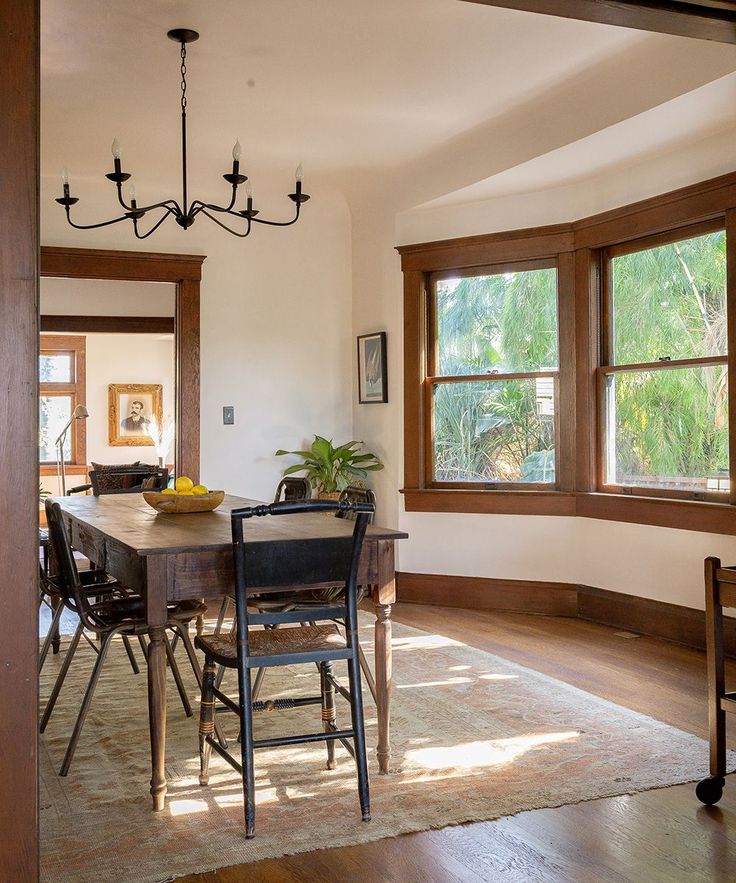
[108,383,163,446]
[357,331,388,404]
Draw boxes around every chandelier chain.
[180,44,187,111]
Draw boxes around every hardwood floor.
[180,603,736,882]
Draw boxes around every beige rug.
[41,613,717,882]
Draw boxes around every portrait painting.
[357,331,388,404]
[108,383,163,446]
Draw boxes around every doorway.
[40,247,204,482]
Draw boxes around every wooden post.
[0,0,40,879]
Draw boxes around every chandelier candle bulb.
[295,163,303,197]
[232,139,242,161]
[129,183,136,206]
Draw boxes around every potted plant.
[275,435,383,499]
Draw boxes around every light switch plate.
[223,406,234,425]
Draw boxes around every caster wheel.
[696,776,724,805]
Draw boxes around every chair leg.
[251,666,267,702]
[214,596,230,635]
[238,651,256,838]
[51,596,62,655]
[199,659,217,786]
[176,622,228,749]
[137,634,149,662]
[39,599,65,671]
[358,643,377,704]
[165,633,192,717]
[121,635,140,675]
[320,661,337,770]
[40,620,83,733]
[346,653,371,822]
[60,629,116,776]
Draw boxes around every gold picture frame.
[108,383,162,446]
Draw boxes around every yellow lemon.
[192,484,209,495]
[178,490,194,496]
[161,488,177,495]
[175,476,194,492]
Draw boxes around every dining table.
[55,492,408,810]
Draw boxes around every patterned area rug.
[40,613,714,882]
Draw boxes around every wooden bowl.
[142,490,225,514]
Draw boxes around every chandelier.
[56,28,310,239]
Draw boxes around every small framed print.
[108,383,163,446]
[357,332,388,404]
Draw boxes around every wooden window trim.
[598,220,728,503]
[423,257,567,492]
[398,168,736,533]
[39,333,86,466]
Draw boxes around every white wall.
[41,171,354,504]
[82,333,175,465]
[40,276,175,316]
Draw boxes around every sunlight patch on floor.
[404,731,580,775]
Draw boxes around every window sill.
[577,492,736,536]
[40,464,89,476]
[402,488,736,535]
[401,488,576,516]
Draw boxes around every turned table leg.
[145,556,169,811]
[372,539,396,774]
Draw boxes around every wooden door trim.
[40,247,205,482]
[0,0,40,879]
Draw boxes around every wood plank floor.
[180,603,736,882]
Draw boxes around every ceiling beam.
[461,1,736,43]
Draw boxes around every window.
[428,262,559,487]
[39,335,86,466]
[600,224,728,500]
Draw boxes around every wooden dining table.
[56,493,407,810]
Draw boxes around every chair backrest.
[273,476,312,503]
[336,486,376,524]
[89,465,169,496]
[230,499,374,647]
[44,499,106,629]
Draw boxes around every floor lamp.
[55,404,88,495]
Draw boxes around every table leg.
[372,539,396,775]
[145,556,169,811]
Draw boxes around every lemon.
[178,490,194,496]
[192,484,209,495]
[175,476,194,492]
[161,488,177,495]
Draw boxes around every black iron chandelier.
[56,28,310,239]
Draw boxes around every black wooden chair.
[249,486,378,702]
[41,498,208,776]
[273,476,312,503]
[195,498,373,838]
[88,465,169,496]
[212,476,313,636]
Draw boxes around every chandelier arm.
[114,184,182,218]
[132,209,176,240]
[62,206,137,231]
[250,205,301,227]
[199,208,253,238]
[188,187,239,216]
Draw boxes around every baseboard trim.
[396,572,578,616]
[397,571,736,655]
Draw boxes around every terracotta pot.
[317,491,341,501]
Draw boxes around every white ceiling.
[41,0,736,211]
